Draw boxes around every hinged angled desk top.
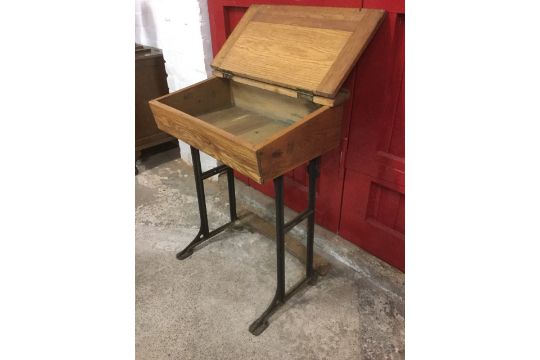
[211,5,386,98]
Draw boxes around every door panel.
[339,11,405,271]
[340,171,405,269]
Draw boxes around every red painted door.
[339,6,405,271]
[208,0,405,271]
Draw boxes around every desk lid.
[211,5,385,99]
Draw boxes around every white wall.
[135,0,219,174]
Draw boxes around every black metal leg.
[226,168,237,222]
[192,146,209,236]
[249,157,320,336]
[275,176,286,302]
[306,157,320,284]
[176,147,237,260]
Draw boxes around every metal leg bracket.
[249,157,320,335]
[178,148,321,336]
[176,146,238,260]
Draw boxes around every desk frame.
[177,146,320,336]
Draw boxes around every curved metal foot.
[176,247,194,260]
[249,296,281,336]
[175,222,234,260]
[249,319,269,336]
[248,274,317,336]
[175,231,204,260]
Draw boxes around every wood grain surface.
[198,107,290,145]
[212,5,385,98]
[150,77,344,183]
[231,81,319,122]
[257,105,344,181]
[156,77,231,116]
[213,70,350,107]
[217,21,351,93]
[149,100,262,182]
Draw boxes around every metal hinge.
[222,70,234,79]
[297,89,314,102]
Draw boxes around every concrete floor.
[136,147,404,360]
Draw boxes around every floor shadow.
[137,140,180,172]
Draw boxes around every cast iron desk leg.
[249,157,320,336]
[176,146,237,260]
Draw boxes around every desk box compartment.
[150,77,342,183]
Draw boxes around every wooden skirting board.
[235,210,331,276]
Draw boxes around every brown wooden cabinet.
[135,44,173,152]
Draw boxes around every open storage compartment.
[150,77,342,183]
[149,4,385,183]
[160,77,321,145]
